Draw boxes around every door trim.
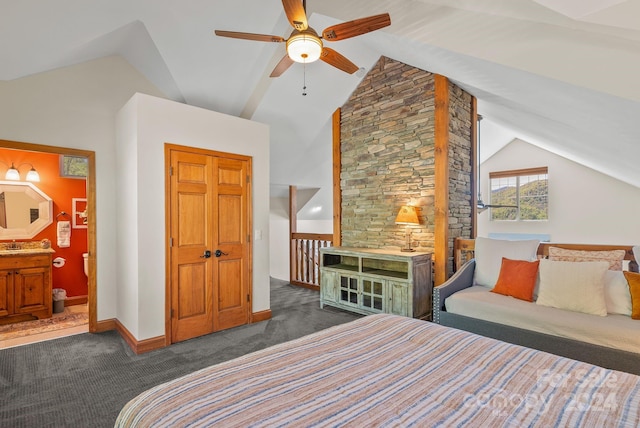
[164,143,253,344]
[0,139,97,332]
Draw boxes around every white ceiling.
[2,0,640,214]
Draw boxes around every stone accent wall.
[340,56,472,276]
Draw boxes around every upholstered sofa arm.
[433,259,475,324]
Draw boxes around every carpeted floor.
[0,278,360,427]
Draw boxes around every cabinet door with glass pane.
[338,274,359,307]
[361,276,385,313]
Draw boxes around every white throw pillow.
[536,259,609,316]
[473,237,540,288]
[604,270,632,316]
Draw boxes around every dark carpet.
[0,278,360,427]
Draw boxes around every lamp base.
[400,248,416,252]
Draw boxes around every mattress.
[445,286,640,354]
[116,314,640,427]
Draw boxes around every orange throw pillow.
[491,257,540,302]
[623,271,640,320]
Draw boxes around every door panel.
[178,193,206,246]
[218,195,241,243]
[14,267,48,313]
[169,148,251,343]
[213,158,249,331]
[170,151,214,343]
[0,270,11,316]
[177,263,207,318]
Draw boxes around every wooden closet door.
[169,150,215,343]
[168,147,251,343]
[213,157,250,331]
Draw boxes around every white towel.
[57,221,71,248]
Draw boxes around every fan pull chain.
[302,62,308,96]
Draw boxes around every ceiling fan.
[476,114,517,211]
[214,0,391,77]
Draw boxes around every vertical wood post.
[332,108,342,247]
[289,185,297,283]
[471,97,478,238]
[434,75,450,286]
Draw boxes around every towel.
[57,221,71,248]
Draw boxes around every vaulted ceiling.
[2,1,639,217]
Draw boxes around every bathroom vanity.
[0,248,54,324]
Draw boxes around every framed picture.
[72,198,88,229]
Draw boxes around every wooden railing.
[290,233,333,289]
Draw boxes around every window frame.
[489,167,548,222]
[59,155,89,179]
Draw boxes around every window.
[489,167,548,221]
[60,155,88,178]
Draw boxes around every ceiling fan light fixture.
[286,31,322,63]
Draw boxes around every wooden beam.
[471,96,478,238]
[434,75,450,286]
[289,185,297,283]
[332,108,342,247]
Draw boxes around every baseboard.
[93,318,166,354]
[93,318,117,333]
[289,281,320,291]
[252,309,272,323]
[95,312,272,354]
[64,295,88,306]
[114,319,167,354]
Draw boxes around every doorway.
[0,140,97,336]
[166,144,252,343]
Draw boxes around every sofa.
[433,237,640,375]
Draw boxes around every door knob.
[214,249,228,257]
[200,250,212,258]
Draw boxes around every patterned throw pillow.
[548,247,626,271]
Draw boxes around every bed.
[116,314,640,427]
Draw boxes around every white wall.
[117,93,270,340]
[0,55,167,321]
[479,139,640,244]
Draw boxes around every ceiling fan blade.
[320,47,359,74]
[214,30,285,43]
[322,13,391,41]
[282,0,308,31]
[270,55,295,77]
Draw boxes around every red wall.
[0,149,88,297]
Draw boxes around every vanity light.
[5,163,20,181]
[2,162,40,182]
[25,166,40,182]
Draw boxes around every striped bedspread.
[116,314,640,427]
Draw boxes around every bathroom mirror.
[0,181,53,239]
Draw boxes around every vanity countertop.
[0,248,56,256]
[0,241,55,256]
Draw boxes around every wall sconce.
[1,161,40,182]
[395,205,420,252]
